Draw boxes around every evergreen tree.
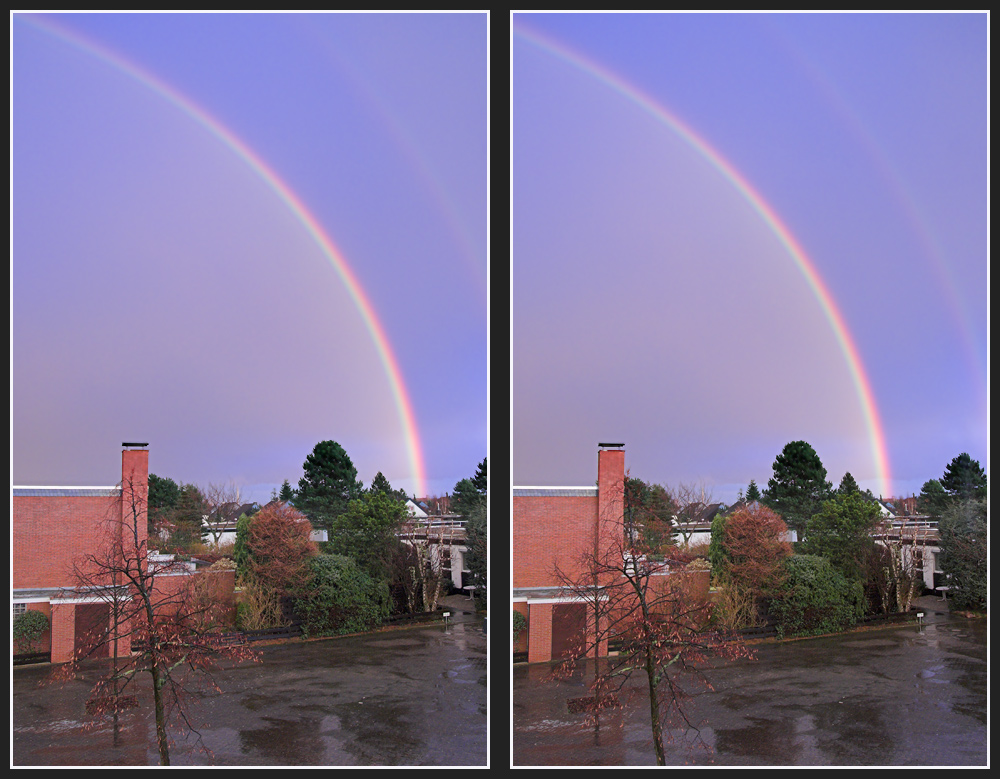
[167,483,209,551]
[745,479,761,503]
[762,441,833,538]
[296,440,363,530]
[917,479,950,518]
[328,491,406,580]
[837,472,860,495]
[147,473,181,536]
[369,471,394,496]
[940,453,987,502]
[466,501,487,610]
[457,458,488,609]
[452,477,484,520]
[148,473,181,512]
[937,498,986,610]
[472,458,487,494]
[278,479,295,502]
[801,492,881,586]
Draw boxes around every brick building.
[513,443,712,664]
[13,445,150,663]
[512,444,627,663]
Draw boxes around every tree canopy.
[762,441,833,536]
[917,479,950,518]
[472,457,487,494]
[368,471,394,496]
[296,440,363,530]
[937,498,987,611]
[940,453,987,502]
[625,477,677,551]
[327,491,407,579]
[801,492,882,583]
[243,502,319,597]
[837,472,860,495]
[457,459,488,609]
[452,477,485,521]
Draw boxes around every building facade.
[512,445,626,663]
[13,445,149,663]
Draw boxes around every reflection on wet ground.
[13,600,486,766]
[514,598,985,766]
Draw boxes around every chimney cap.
[122,442,149,449]
[598,442,624,449]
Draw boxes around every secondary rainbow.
[516,24,893,496]
[25,15,428,498]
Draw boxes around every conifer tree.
[369,471,394,496]
[940,453,987,502]
[762,440,832,538]
[296,440,363,530]
[837,472,860,495]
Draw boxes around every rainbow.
[20,15,428,498]
[515,24,893,496]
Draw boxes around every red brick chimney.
[596,443,625,557]
[121,443,149,549]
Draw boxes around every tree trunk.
[150,661,170,766]
[645,645,665,766]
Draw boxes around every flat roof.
[512,487,597,497]
[13,487,120,497]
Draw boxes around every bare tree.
[395,515,456,613]
[553,473,751,764]
[202,481,246,549]
[669,481,718,548]
[67,469,257,765]
[872,518,924,614]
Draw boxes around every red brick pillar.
[527,602,553,664]
[50,601,75,664]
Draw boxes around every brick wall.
[13,447,150,662]
[13,495,117,590]
[513,494,598,588]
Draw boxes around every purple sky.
[512,12,987,502]
[12,13,487,502]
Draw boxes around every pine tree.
[837,472,860,495]
[278,479,295,502]
[917,479,949,518]
[762,441,832,538]
[472,458,487,494]
[452,478,483,520]
[296,440,363,530]
[940,453,987,502]
[369,471,394,496]
[745,479,761,503]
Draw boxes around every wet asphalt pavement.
[13,596,487,766]
[513,596,987,766]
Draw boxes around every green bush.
[295,554,390,637]
[13,609,49,653]
[771,555,864,638]
[512,609,527,646]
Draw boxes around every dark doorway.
[74,603,110,660]
[551,602,587,659]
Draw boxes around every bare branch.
[64,470,258,765]
[550,470,751,764]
